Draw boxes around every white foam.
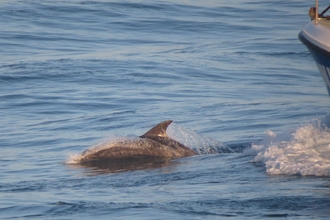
[66,153,83,164]
[246,117,330,177]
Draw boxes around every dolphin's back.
[79,120,196,163]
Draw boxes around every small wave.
[246,116,330,177]
[65,153,82,165]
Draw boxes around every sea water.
[1,0,330,219]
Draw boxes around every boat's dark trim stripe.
[299,31,330,59]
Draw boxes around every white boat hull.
[299,20,330,96]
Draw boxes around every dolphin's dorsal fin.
[140,120,173,138]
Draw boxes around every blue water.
[1,0,330,219]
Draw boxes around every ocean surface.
[1,0,330,219]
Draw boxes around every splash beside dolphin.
[79,120,196,163]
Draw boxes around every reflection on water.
[68,158,181,175]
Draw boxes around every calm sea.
[1,0,330,219]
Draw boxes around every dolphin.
[79,120,196,163]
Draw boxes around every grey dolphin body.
[79,120,196,163]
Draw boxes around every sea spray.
[247,119,330,177]
[167,122,234,154]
